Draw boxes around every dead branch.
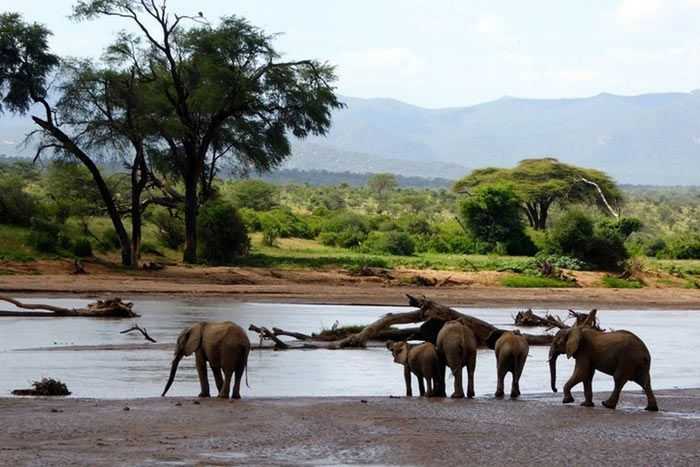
[568,309,601,330]
[580,177,620,218]
[120,324,157,343]
[0,295,138,318]
[329,308,428,349]
[249,324,289,349]
[514,309,568,329]
[271,327,312,340]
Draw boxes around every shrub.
[100,228,121,251]
[601,276,643,289]
[71,238,93,257]
[317,211,369,249]
[365,231,415,256]
[197,200,249,264]
[597,217,643,239]
[27,218,61,253]
[547,210,628,270]
[227,179,279,211]
[669,239,700,260]
[0,176,41,226]
[643,239,667,258]
[140,242,164,257]
[151,211,185,249]
[501,275,577,288]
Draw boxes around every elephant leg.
[404,365,413,397]
[580,368,595,407]
[495,365,506,398]
[511,366,524,399]
[452,367,465,398]
[195,353,210,397]
[210,364,224,392]
[562,367,585,404]
[426,377,434,397]
[466,354,476,399]
[642,378,658,411]
[218,368,233,399]
[602,374,627,409]
[434,356,447,397]
[418,376,426,396]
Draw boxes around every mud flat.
[1,389,698,465]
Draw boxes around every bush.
[547,210,628,270]
[0,176,41,226]
[601,276,643,289]
[227,179,280,211]
[501,275,577,288]
[100,228,121,251]
[151,211,185,249]
[597,217,643,239]
[317,211,369,249]
[644,239,667,257]
[71,238,93,257]
[27,218,61,253]
[365,231,415,256]
[197,200,249,264]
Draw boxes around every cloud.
[474,14,505,35]
[616,0,660,30]
[2,139,17,145]
[336,48,427,78]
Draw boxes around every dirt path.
[1,390,698,465]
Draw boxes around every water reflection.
[0,298,698,398]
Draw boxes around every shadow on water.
[0,298,698,399]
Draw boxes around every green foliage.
[364,231,415,256]
[197,200,249,264]
[459,184,537,255]
[0,173,42,226]
[501,275,577,288]
[547,209,628,270]
[149,210,185,250]
[71,238,93,257]
[27,218,62,253]
[454,158,622,229]
[226,180,280,211]
[597,217,642,240]
[601,276,643,289]
[528,252,590,271]
[317,211,369,248]
[100,228,121,251]
[367,173,398,205]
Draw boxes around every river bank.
[1,390,698,465]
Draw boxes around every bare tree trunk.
[183,165,199,264]
[580,177,620,218]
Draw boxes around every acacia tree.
[73,1,343,263]
[453,158,623,230]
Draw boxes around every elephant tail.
[244,351,250,388]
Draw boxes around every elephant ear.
[485,330,505,350]
[565,327,583,359]
[394,342,409,365]
[184,323,204,356]
[386,340,395,351]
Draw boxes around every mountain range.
[2,91,700,184]
[289,92,700,185]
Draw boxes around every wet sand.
[0,390,698,465]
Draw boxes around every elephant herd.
[161,313,659,412]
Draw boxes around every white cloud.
[2,140,17,145]
[336,48,427,78]
[616,0,661,30]
[474,14,505,35]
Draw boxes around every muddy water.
[0,298,698,398]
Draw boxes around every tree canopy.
[453,158,623,229]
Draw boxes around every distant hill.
[3,91,700,184]
[292,92,700,185]
[258,168,451,188]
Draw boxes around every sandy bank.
[0,389,698,465]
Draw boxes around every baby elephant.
[387,340,440,397]
[437,320,477,398]
[486,329,529,399]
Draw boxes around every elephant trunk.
[161,352,183,397]
[549,348,559,393]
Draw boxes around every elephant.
[549,311,658,411]
[386,340,440,397]
[162,321,251,399]
[436,320,477,398]
[485,329,528,399]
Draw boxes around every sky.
[3,0,700,108]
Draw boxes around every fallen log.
[0,295,138,318]
[514,309,567,329]
[329,294,554,348]
[271,327,312,340]
[249,324,289,349]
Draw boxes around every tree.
[458,184,536,255]
[453,158,623,230]
[227,179,279,211]
[367,173,398,206]
[73,1,343,263]
[0,12,137,265]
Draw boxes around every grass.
[601,276,644,289]
[0,224,37,261]
[312,324,367,341]
[500,274,577,288]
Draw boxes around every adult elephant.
[162,321,251,399]
[549,311,658,411]
[437,320,477,398]
[486,329,528,399]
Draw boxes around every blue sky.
[3,0,700,108]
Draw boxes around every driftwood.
[0,295,138,318]
[568,309,601,330]
[12,378,71,396]
[329,295,555,348]
[249,325,289,349]
[514,309,567,329]
[120,324,157,342]
[271,327,312,340]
